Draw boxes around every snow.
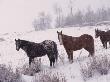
[0,25,110,82]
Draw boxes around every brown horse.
[57,31,94,63]
[95,29,110,49]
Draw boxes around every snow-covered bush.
[19,58,41,76]
[58,50,65,65]
[0,38,5,42]
[0,64,19,82]
[80,55,110,81]
[34,70,66,82]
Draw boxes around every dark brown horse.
[95,29,110,49]
[57,31,94,63]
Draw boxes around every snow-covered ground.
[0,25,110,82]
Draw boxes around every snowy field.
[0,25,110,82]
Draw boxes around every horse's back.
[28,43,46,57]
[80,34,93,41]
[42,40,58,61]
[80,34,94,47]
[42,40,58,53]
[107,30,110,37]
[80,34,94,54]
[42,40,56,49]
[100,30,110,41]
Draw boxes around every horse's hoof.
[88,55,90,57]
[69,60,73,64]
[53,66,55,68]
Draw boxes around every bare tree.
[83,6,95,25]
[33,12,52,31]
[74,10,83,25]
[68,0,74,17]
[54,3,64,28]
[96,8,108,22]
[107,8,110,21]
[64,0,77,26]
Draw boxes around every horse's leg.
[29,57,33,66]
[66,50,71,62]
[52,58,55,67]
[104,41,107,49]
[84,47,90,57]
[103,42,107,49]
[102,41,105,48]
[106,42,107,49]
[47,54,52,67]
[109,41,110,47]
[90,51,94,57]
[84,46,94,57]
[70,51,73,63]
[50,59,52,67]
[69,50,73,63]
[91,45,95,56]
[66,50,73,63]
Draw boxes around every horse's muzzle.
[95,36,97,38]
[16,47,19,51]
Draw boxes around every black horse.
[15,39,58,67]
[95,29,110,49]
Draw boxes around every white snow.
[0,25,110,82]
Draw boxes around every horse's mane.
[99,30,108,36]
[62,34,79,39]
[20,40,37,46]
[20,40,29,43]
[62,34,73,38]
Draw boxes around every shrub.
[34,70,67,82]
[0,38,5,42]
[19,58,41,76]
[0,64,19,82]
[80,55,110,81]
[58,50,65,65]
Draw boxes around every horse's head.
[95,29,100,38]
[15,39,21,51]
[57,31,63,45]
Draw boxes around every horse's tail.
[91,36,95,56]
[53,42,58,62]
[93,39,95,56]
[55,49,58,62]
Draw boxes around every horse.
[15,39,58,67]
[95,29,110,49]
[57,31,94,63]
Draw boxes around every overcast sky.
[0,0,110,33]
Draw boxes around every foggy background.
[0,0,110,33]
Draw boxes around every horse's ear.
[18,38,20,41]
[95,28,97,32]
[96,28,98,31]
[57,31,58,33]
[61,30,62,34]
[15,39,16,41]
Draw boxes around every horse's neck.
[62,34,73,42]
[72,37,78,42]
[101,31,106,36]
[20,41,30,51]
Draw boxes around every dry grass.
[80,55,110,81]
[18,58,41,76]
[0,64,19,82]
[34,70,67,82]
